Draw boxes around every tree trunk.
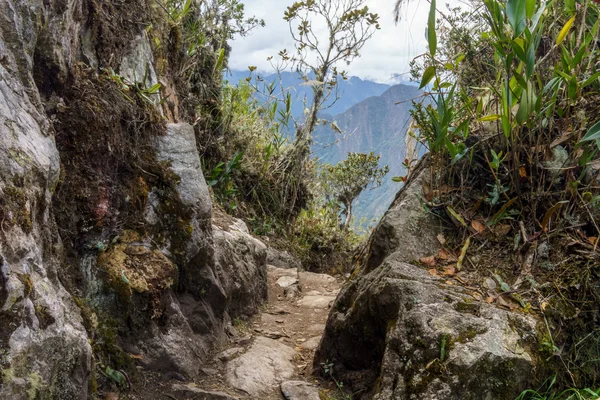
[343,201,353,230]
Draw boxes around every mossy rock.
[97,230,177,301]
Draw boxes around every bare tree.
[283,0,380,160]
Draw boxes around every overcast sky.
[230,0,467,84]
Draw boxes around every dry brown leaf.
[589,237,598,246]
[420,255,437,267]
[471,220,486,234]
[437,233,446,246]
[445,280,454,285]
[423,182,433,201]
[485,296,496,304]
[541,301,550,311]
[550,131,573,148]
[438,248,450,260]
[470,292,483,301]
[442,265,456,276]
[519,166,527,178]
[129,353,144,360]
[494,224,511,236]
[428,268,439,277]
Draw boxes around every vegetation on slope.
[395,0,600,394]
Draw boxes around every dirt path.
[130,265,343,400]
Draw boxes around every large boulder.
[124,124,267,377]
[0,1,91,398]
[364,156,442,271]
[315,159,539,400]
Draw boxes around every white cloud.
[230,0,466,83]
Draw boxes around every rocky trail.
[130,263,343,400]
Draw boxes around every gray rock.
[226,337,296,397]
[364,157,442,271]
[216,347,243,362]
[315,249,538,400]
[281,381,321,400]
[0,3,91,398]
[299,336,322,351]
[297,295,336,309]
[298,271,337,293]
[126,130,266,378]
[133,219,268,377]
[171,383,239,400]
[277,275,299,288]
[266,247,302,269]
[119,34,159,89]
[157,123,212,226]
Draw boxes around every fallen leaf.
[494,224,512,236]
[497,296,517,310]
[456,237,471,271]
[519,166,527,178]
[428,268,439,276]
[447,205,467,227]
[589,237,598,246]
[471,220,486,234]
[437,233,446,246]
[541,301,550,311]
[128,353,144,360]
[550,131,573,148]
[541,202,566,232]
[490,197,518,226]
[442,265,456,276]
[470,292,483,301]
[420,255,437,267]
[445,280,454,285]
[438,248,450,260]
[485,296,496,304]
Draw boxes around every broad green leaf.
[502,115,511,138]
[510,40,528,64]
[419,66,436,89]
[580,119,600,143]
[568,75,578,100]
[427,0,437,57]
[582,71,600,88]
[516,87,529,125]
[507,0,527,37]
[556,16,576,46]
[526,0,536,19]
[565,0,576,16]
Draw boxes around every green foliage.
[517,376,600,400]
[321,152,389,228]
[407,0,600,391]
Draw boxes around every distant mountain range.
[226,70,424,226]
[314,84,425,226]
[225,70,392,117]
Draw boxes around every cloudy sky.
[230,0,466,84]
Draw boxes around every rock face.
[314,161,539,400]
[0,1,91,398]
[364,156,441,271]
[0,0,268,396]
